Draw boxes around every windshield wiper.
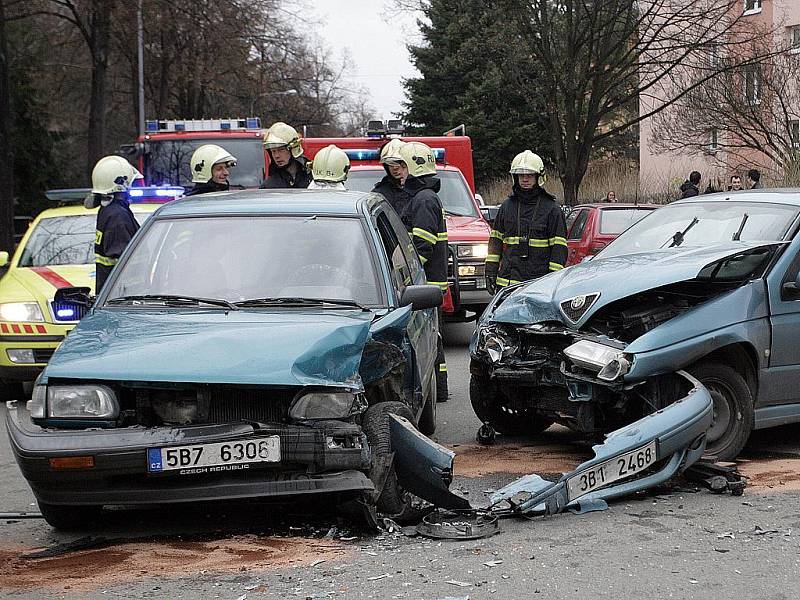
[661,217,699,248]
[107,294,239,310]
[732,213,749,241]
[234,297,369,311]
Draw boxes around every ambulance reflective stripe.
[30,266,73,289]
[0,323,48,334]
[95,254,118,267]
[412,227,438,245]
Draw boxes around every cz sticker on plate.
[147,437,280,475]
[566,440,657,502]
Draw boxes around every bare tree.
[0,0,14,251]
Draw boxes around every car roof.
[349,164,461,173]
[34,202,162,220]
[156,188,379,218]
[673,188,800,207]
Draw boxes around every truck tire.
[362,401,416,517]
[39,502,101,531]
[689,362,754,461]
[470,375,553,436]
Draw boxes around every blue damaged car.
[6,189,449,529]
[471,189,800,461]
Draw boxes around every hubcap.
[704,380,734,445]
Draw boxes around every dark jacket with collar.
[260,156,311,189]
[95,195,140,291]
[403,174,448,291]
[373,174,412,224]
[184,180,229,196]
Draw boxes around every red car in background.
[565,203,660,266]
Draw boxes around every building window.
[744,0,762,15]
[791,120,800,148]
[709,128,719,152]
[744,65,762,104]
[791,26,800,54]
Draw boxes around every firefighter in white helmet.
[185,144,237,196]
[261,122,311,189]
[484,150,567,295]
[307,145,350,190]
[85,155,143,291]
[372,139,411,217]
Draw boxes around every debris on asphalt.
[415,510,500,540]
[367,574,392,581]
[483,560,503,567]
[445,580,472,587]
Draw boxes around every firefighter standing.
[372,139,412,218]
[485,151,567,294]
[307,144,350,190]
[400,141,449,402]
[261,122,312,189]
[85,156,142,292]
[185,144,237,196]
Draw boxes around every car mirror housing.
[53,286,94,309]
[480,205,499,226]
[0,251,8,268]
[400,285,443,311]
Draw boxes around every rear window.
[599,209,654,235]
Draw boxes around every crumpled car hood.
[490,242,781,327]
[43,308,385,387]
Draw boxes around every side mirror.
[0,251,8,268]
[475,193,484,204]
[480,205,499,226]
[54,286,94,309]
[399,285,443,311]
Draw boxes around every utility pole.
[137,0,145,135]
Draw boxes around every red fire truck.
[124,118,492,320]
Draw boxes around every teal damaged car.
[7,189,455,529]
[471,190,800,461]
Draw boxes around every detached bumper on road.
[489,371,713,515]
[6,401,373,506]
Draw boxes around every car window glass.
[105,216,382,305]
[565,209,579,234]
[383,206,422,278]
[567,209,589,240]
[599,209,654,234]
[375,212,411,293]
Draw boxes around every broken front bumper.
[6,401,373,507]
[489,371,712,515]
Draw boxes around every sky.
[306,0,420,121]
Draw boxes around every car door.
[373,207,437,409]
[566,208,590,265]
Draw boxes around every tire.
[362,401,416,517]
[470,375,553,436]
[689,361,754,461]
[38,502,102,531]
[418,378,437,436]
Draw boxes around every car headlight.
[564,340,630,381]
[0,302,44,322]
[27,384,46,419]
[457,244,489,259]
[46,385,119,419]
[479,327,518,363]
[289,390,368,421]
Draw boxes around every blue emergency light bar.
[128,186,185,202]
[145,118,261,133]
[343,148,446,163]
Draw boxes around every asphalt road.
[1,323,800,599]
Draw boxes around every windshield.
[144,138,265,189]
[104,216,382,306]
[347,169,479,217]
[599,208,655,235]
[599,201,799,259]
[18,212,150,267]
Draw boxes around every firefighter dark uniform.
[485,151,567,290]
[401,141,449,402]
[185,144,237,197]
[373,175,412,220]
[185,180,229,196]
[261,121,312,189]
[94,197,139,291]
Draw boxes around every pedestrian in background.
[748,169,764,189]
[728,175,743,191]
[261,122,311,189]
[604,190,617,203]
[680,171,701,198]
[185,144,237,196]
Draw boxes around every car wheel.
[362,401,417,518]
[38,502,102,530]
[470,375,553,436]
[418,380,437,436]
[690,362,754,461]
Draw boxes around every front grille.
[33,348,55,363]
[205,386,295,424]
[560,293,600,323]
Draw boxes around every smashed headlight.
[47,385,119,419]
[564,340,630,381]
[289,390,368,420]
[479,327,518,363]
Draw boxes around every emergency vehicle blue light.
[344,149,381,161]
[246,117,261,128]
[128,189,143,197]
[174,122,185,131]
[127,186,184,202]
[145,120,159,132]
[432,148,446,162]
[220,122,231,130]
[56,308,76,319]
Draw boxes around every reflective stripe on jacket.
[404,174,448,291]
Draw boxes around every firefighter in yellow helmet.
[185,144,237,196]
[85,156,143,292]
[484,151,567,294]
[261,122,311,189]
[400,141,449,402]
[308,144,350,190]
